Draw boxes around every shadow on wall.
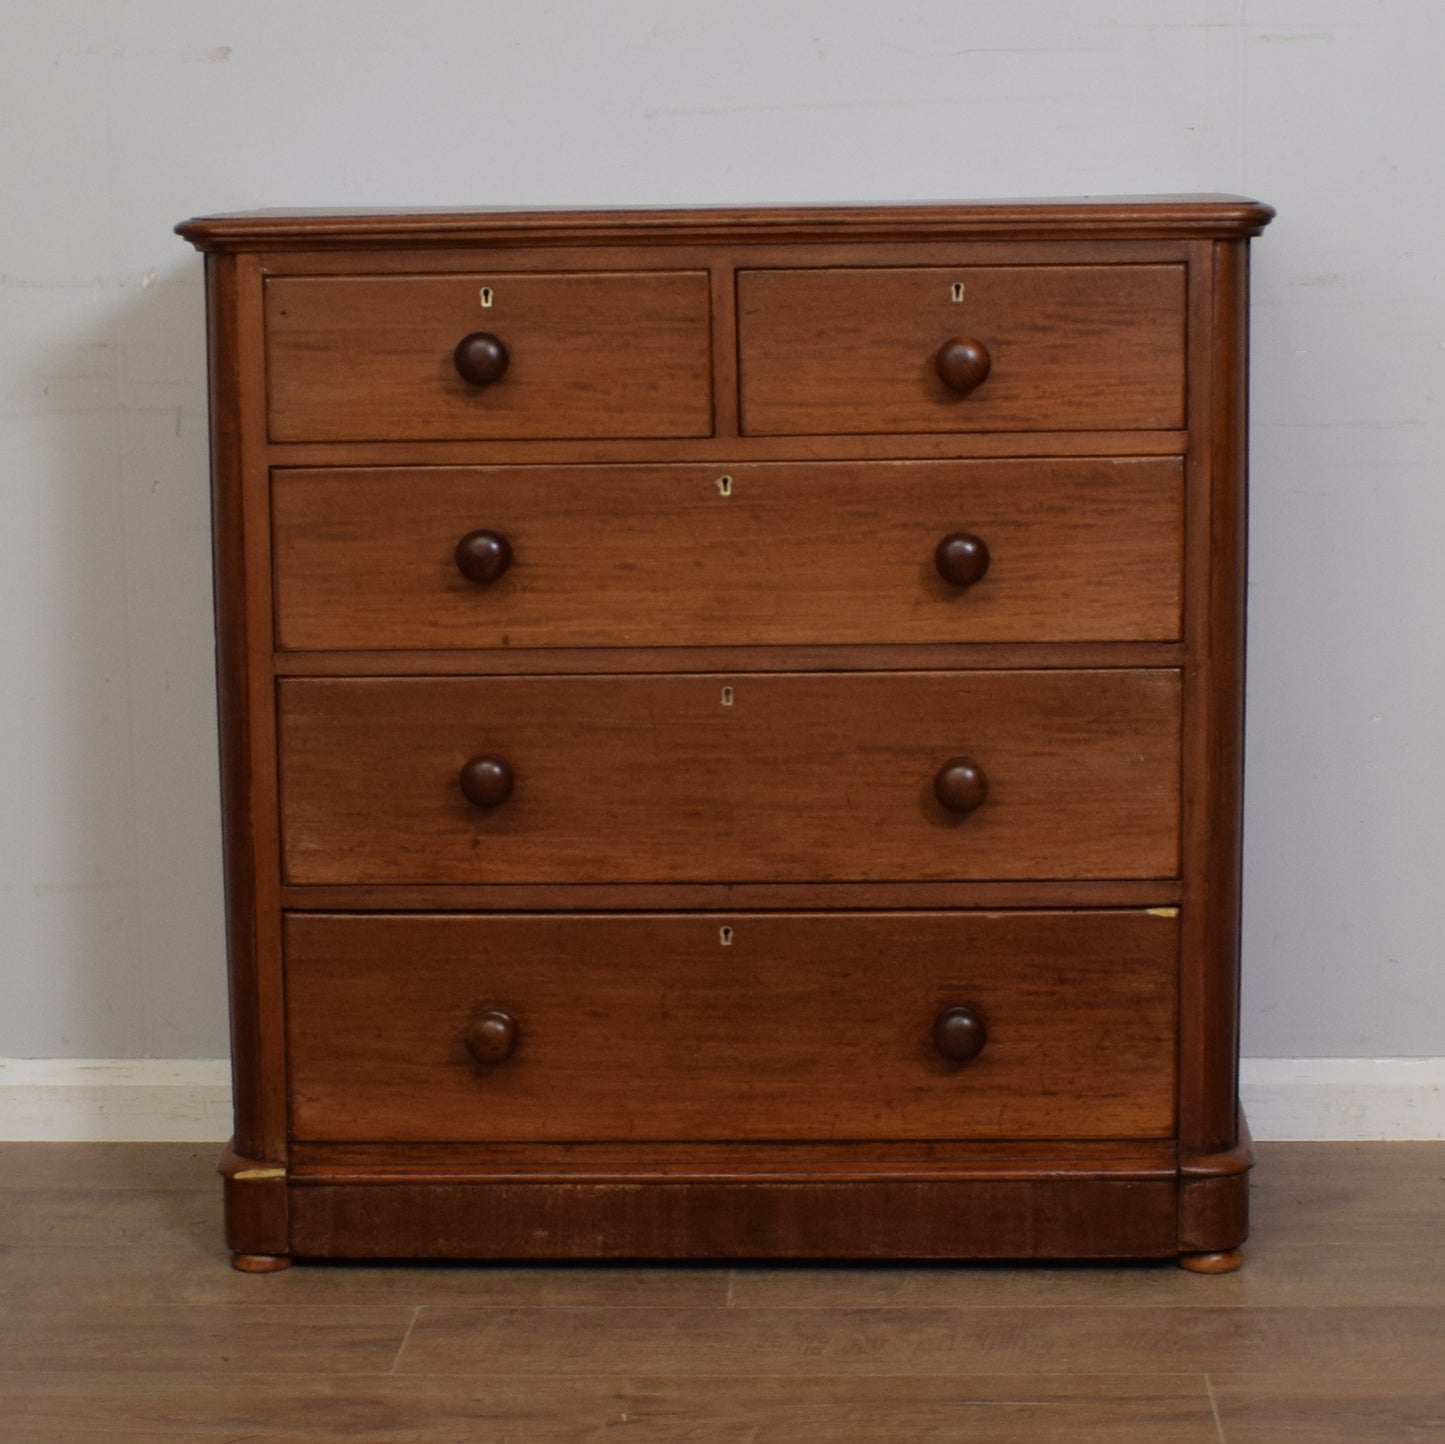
[12,254,229,1059]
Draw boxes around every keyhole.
[719,926,734,946]
[715,475,733,497]
[950,281,965,303]
[480,286,494,308]
[721,686,734,706]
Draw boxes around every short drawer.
[264,270,713,441]
[271,457,1183,651]
[277,669,1180,884]
[284,910,1179,1143]
[737,264,1186,435]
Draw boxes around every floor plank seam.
[1204,1372,1227,1443]
[359,1368,1263,1381]
[389,1305,422,1376]
[0,1368,1248,1381]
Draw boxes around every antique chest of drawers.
[177,196,1273,1271]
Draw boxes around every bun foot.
[231,1252,291,1273]
[1179,1248,1244,1274]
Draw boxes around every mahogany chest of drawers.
[178,196,1273,1272]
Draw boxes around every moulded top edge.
[175,195,1276,251]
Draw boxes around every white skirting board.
[0,1057,1441,1142]
[0,1060,234,1142]
[1240,1057,1445,1141]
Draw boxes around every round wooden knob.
[455,529,513,585]
[933,1005,987,1063]
[934,757,988,815]
[465,1009,518,1065]
[454,332,510,386]
[935,336,992,394]
[459,754,514,809]
[935,532,991,588]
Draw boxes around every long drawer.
[737,264,1186,435]
[284,910,1180,1143]
[271,457,1183,651]
[277,669,1181,885]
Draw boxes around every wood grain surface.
[282,909,1178,1144]
[276,669,1181,885]
[286,1179,1182,1260]
[264,270,713,441]
[738,264,1185,435]
[2,1141,1436,1442]
[176,194,1277,248]
[271,457,1183,650]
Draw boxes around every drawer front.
[278,670,1180,884]
[272,457,1183,651]
[737,265,1186,435]
[264,271,713,441]
[284,910,1179,1143]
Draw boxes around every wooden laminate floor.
[0,1143,1441,1441]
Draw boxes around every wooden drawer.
[277,670,1181,884]
[284,910,1179,1143]
[264,271,713,441]
[737,265,1186,435]
[272,457,1183,651]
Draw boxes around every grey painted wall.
[1,1,1440,1059]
